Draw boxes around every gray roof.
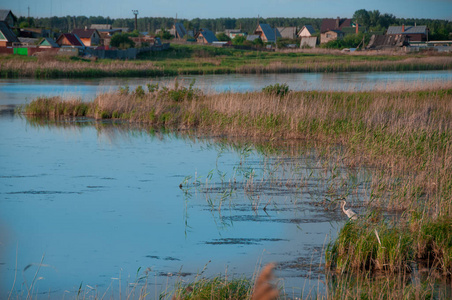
[18,37,38,44]
[386,25,427,35]
[298,25,316,36]
[198,28,218,43]
[0,21,19,43]
[277,27,297,39]
[90,24,112,30]
[0,10,16,22]
[257,23,281,42]
[246,34,260,41]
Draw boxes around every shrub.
[262,83,290,97]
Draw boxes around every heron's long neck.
[341,202,347,214]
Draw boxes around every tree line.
[16,9,451,40]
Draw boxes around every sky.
[3,0,452,21]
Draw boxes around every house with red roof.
[56,33,84,48]
[71,28,100,47]
[320,17,352,44]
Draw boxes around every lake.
[1,70,451,105]
[0,71,450,299]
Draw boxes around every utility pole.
[132,10,138,31]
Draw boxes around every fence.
[84,43,170,59]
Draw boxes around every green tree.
[157,29,173,40]
[216,32,231,41]
[232,35,246,45]
[110,33,135,49]
[353,9,370,27]
[19,21,30,28]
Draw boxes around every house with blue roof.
[254,23,281,43]
[195,28,218,44]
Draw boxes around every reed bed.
[0,55,168,78]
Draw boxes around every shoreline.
[2,45,452,79]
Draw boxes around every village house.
[71,28,100,47]
[366,34,408,50]
[320,17,352,43]
[0,10,17,28]
[298,25,316,38]
[386,25,428,42]
[0,21,20,48]
[170,23,187,39]
[56,33,84,48]
[224,29,245,39]
[254,23,281,43]
[194,28,218,44]
[277,27,297,39]
[322,30,344,44]
[298,25,317,48]
[37,37,60,48]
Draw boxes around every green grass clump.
[24,96,89,118]
[326,218,412,274]
[262,83,290,97]
[173,276,252,300]
[327,216,452,275]
[416,216,452,275]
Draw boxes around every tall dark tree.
[353,9,370,27]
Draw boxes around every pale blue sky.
[3,0,452,20]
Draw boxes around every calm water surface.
[0,115,351,298]
[1,70,451,105]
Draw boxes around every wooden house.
[321,30,344,44]
[0,21,20,47]
[38,37,60,48]
[170,23,187,39]
[386,25,428,42]
[366,34,408,50]
[224,29,244,39]
[194,29,218,44]
[320,17,352,43]
[0,10,17,28]
[56,33,84,48]
[254,23,281,43]
[71,28,100,47]
[298,25,316,38]
[320,17,352,33]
